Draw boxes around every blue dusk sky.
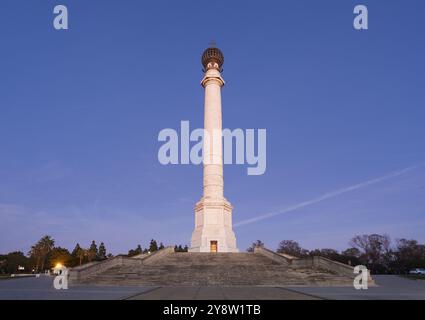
[1,1,424,254]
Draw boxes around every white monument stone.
[189,46,239,253]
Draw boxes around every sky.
[0,0,424,254]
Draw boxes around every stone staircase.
[79,252,354,286]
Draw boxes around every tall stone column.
[202,68,224,200]
[189,46,239,253]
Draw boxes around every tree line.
[247,234,425,274]
[127,241,188,256]
[0,235,187,274]
[0,236,109,274]
[3,233,424,275]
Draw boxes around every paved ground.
[126,286,319,300]
[0,276,152,300]
[0,275,424,300]
[287,275,425,300]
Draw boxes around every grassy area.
[0,274,11,280]
[401,274,425,281]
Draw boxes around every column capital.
[201,75,225,88]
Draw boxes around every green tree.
[341,247,362,266]
[98,242,107,260]
[128,245,143,257]
[277,240,309,258]
[174,245,188,252]
[342,247,361,258]
[28,245,42,272]
[149,239,158,252]
[394,239,425,273]
[71,243,86,266]
[159,242,165,250]
[0,255,7,274]
[48,247,72,268]
[29,235,55,271]
[309,248,340,260]
[247,240,265,252]
[1,252,29,274]
[87,240,98,262]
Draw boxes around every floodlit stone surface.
[190,48,238,253]
[80,252,355,286]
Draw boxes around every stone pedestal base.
[189,197,239,252]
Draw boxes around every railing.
[311,256,355,277]
[69,255,134,282]
[141,246,175,265]
[255,246,358,278]
[253,246,292,265]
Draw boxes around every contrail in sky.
[234,162,425,227]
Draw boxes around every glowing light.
[55,263,63,269]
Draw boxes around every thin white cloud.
[234,162,425,227]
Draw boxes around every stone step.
[78,252,354,286]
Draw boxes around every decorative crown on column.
[202,46,224,71]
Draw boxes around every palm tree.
[29,235,55,271]
[29,245,42,271]
[38,235,55,270]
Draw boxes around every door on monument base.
[210,241,218,253]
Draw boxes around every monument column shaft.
[202,72,224,200]
[190,46,238,252]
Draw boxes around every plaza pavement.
[286,275,425,300]
[0,275,424,300]
[0,275,151,300]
